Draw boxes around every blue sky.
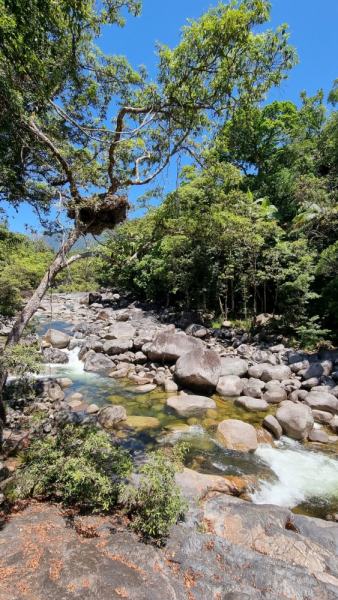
[3,0,338,233]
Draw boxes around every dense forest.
[2,86,338,344]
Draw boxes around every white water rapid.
[251,439,338,509]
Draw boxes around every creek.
[36,315,338,520]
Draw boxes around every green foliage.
[294,316,331,350]
[0,343,42,379]
[8,425,133,510]
[120,443,189,538]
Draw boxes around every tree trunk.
[6,228,82,346]
[0,370,7,449]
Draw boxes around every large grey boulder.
[103,339,133,355]
[107,323,136,339]
[145,332,203,362]
[303,361,333,379]
[84,353,115,373]
[175,348,221,392]
[263,387,287,404]
[216,375,244,397]
[260,364,292,382]
[220,357,248,377]
[234,396,269,412]
[35,380,65,402]
[45,328,71,349]
[217,419,258,452]
[304,391,338,415]
[276,401,314,440]
[166,395,216,415]
[98,406,127,428]
[43,347,69,364]
[247,362,272,379]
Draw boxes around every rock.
[216,375,244,397]
[164,379,179,393]
[312,409,334,425]
[302,378,321,389]
[122,416,161,430]
[234,396,269,412]
[303,361,333,379]
[134,351,147,363]
[257,427,275,446]
[175,348,221,393]
[175,467,239,501]
[133,384,156,393]
[45,328,71,349]
[222,320,232,328]
[166,395,216,414]
[276,401,314,440]
[43,347,69,364]
[242,385,262,398]
[84,353,115,373]
[103,339,133,355]
[107,323,136,339]
[308,429,329,443]
[133,334,154,349]
[96,310,111,321]
[98,406,127,428]
[55,411,81,427]
[247,362,272,379]
[220,357,248,377]
[54,401,69,412]
[263,415,283,440]
[108,367,128,379]
[304,391,338,415]
[185,324,208,338]
[88,292,102,305]
[260,364,291,382]
[69,392,83,400]
[217,419,258,452]
[35,380,65,401]
[55,378,73,388]
[146,332,203,362]
[85,403,100,414]
[270,344,285,353]
[263,387,287,404]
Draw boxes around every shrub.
[120,443,189,538]
[0,343,43,401]
[295,315,331,350]
[7,425,133,510]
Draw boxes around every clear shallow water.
[36,316,338,518]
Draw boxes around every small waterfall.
[251,441,338,509]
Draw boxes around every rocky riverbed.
[2,290,338,598]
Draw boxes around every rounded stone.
[87,404,100,414]
[220,357,248,377]
[45,328,71,349]
[98,406,127,428]
[175,348,221,393]
[276,401,314,440]
[260,365,292,382]
[234,396,269,412]
[308,429,329,443]
[216,375,244,397]
[304,392,338,415]
[217,419,258,453]
[166,395,216,415]
[263,415,283,440]
[263,387,287,404]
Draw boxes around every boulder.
[84,353,115,373]
[103,339,133,355]
[312,409,334,425]
[146,332,203,362]
[35,380,65,401]
[107,323,136,339]
[45,328,71,349]
[220,357,248,377]
[175,348,221,393]
[185,324,208,338]
[216,375,244,397]
[122,415,161,430]
[164,380,179,393]
[303,361,333,379]
[304,391,338,415]
[43,347,69,364]
[263,415,283,440]
[133,333,154,349]
[247,362,272,379]
[276,401,314,440]
[263,387,287,404]
[88,292,102,305]
[175,467,240,501]
[308,429,329,443]
[241,385,262,399]
[302,378,320,389]
[98,405,127,428]
[260,364,292,382]
[217,419,258,452]
[87,404,100,414]
[234,396,269,412]
[55,378,73,388]
[166,395,216,415]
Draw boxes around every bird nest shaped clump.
[67,192,130,235]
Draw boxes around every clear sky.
[4,0,338,233]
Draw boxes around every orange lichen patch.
[50,559,63,581]
[74,520,99,539]
[67,583,76,592]
[82,579,91,587]
[202,518,216,534]
[96,539,108,549]
[204,540,214,552]
[115,589,129,598]
[182,570,203,589]
[186,590,195,600]
[215,594,222,600]
[102,550,146,576]
[17,580,31,595]
[0,565,17,581]
[163,554,180,578]
[154,562,164,573]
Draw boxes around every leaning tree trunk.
[0,370,7,448]
[6,228,82,346]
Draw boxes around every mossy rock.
[187,417,199,426]
[164,423,190,433]
[123,415,161,430]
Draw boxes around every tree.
[2,0,297,345]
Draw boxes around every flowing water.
[36,316,338,518]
